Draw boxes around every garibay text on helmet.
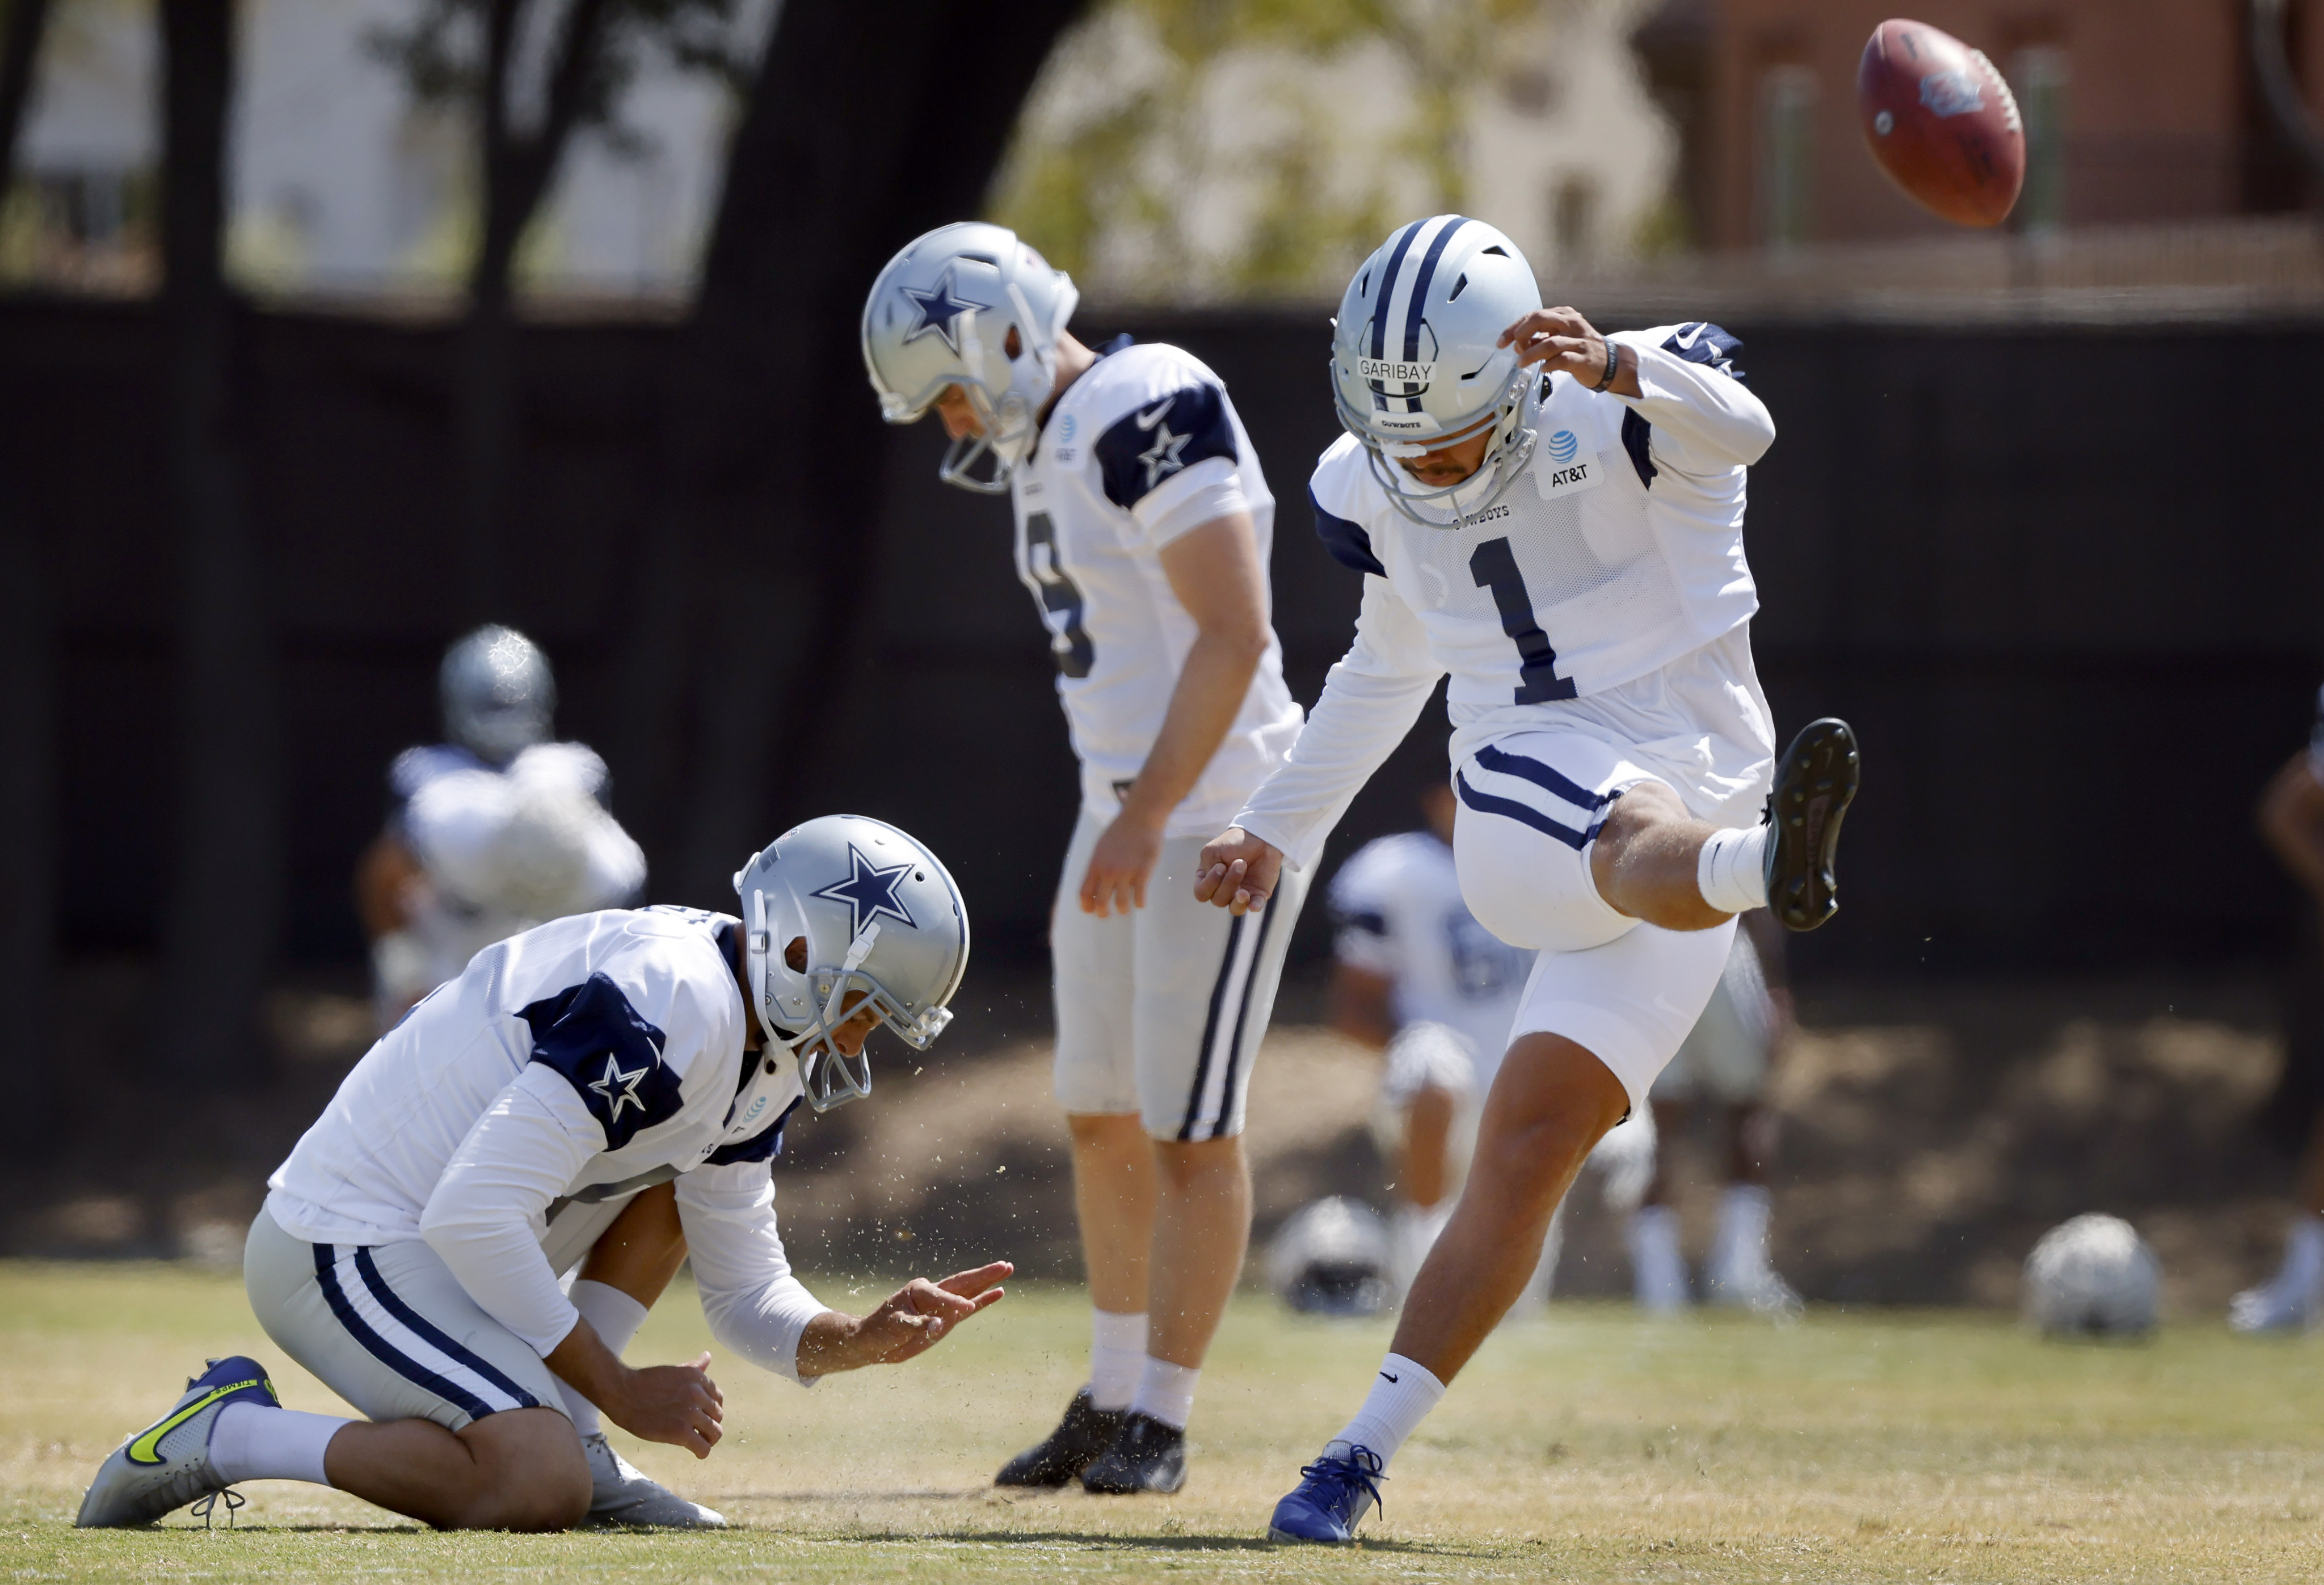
[1331,215,1545,533]
[441,625,556,767]
[732,814,970,1112]
[860,221,1080,494]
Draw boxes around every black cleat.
[1080,1411,1187,1495]
[1764,716,1859,932]
[995,1389,1127,1488]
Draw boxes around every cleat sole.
[1766,717,1859,933]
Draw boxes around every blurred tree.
[157,0,280,1086]
[368,0,756,622]
[609,0,1087,903]
[0,0,58,1148]
[993,0,1538,301]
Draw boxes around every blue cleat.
[1266,1442,1387,1544]
[77,1356,279,1528]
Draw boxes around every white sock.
[556,1279,650,1438]
[1696,825,1770,914]
[2284,1213,2324,1291]
[1628,1204,1690,1311]
[208,1403,351,1486]
[1130,1357,1201,1430]
[1328,1353,1445,1469]
[1710,1183,1774,1283]
[1088,1309,1148,1412]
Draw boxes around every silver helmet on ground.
[732,814,969,1112]
[1331,214,1544,533]
[441,625,555,766]
[1266,1196,1397,1318]
[861,221,1079,494]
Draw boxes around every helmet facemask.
[1335,361,1538,534]
[743,892,956,1114]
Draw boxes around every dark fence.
[5,296,2318,981]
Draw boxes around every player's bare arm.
[795,1263,1013,1375]
[2258,751,2324,898]
[1326,963,1397,1051]
[1497,306,1642,398]
[544,1323,725,1457]
[1082,514,1272,918]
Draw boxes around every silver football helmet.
[732,814,969,1112]
[441,625,555,766]
[1331,215,1544,532]
[1265,1196,1396,1318]
[861,221,1079,494]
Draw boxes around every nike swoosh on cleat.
[1134,398,1176,429]
[128,1379,263,1465]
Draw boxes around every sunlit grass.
[3,1261,2321,1580]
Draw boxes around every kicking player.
[1628,909,1801,1317]
[78,815,1005,1532]
[357,625,646,1030]
[1189,216,1858,1543]
[862,223,1307,1494]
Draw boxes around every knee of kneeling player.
[454,1418,591,1531]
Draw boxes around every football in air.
[1857,18,2025,227]
[2023,1214,2161,1339]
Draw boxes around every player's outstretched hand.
[1195,827,1282,915]
[797,1262,1013,1378]
[609,1351,725,1459]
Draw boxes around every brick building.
[1633,0,2324,249]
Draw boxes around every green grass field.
[3,1262,2321,1582]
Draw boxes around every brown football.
[1858,19,2024,227]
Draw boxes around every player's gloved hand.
[1081,812,1164,918]
[1195,827,1282,916]
[797,1262,1013,1377]
[607,1351,725,1459]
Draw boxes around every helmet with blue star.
[732,814,969,1112]
[860,220,1079,494]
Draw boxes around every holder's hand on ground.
[606,1352,724,1458]
[796,1262,1012,1378]
[1195,827,1282,915]
[1080,812,1163,917]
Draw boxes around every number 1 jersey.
[1011,340,1303,837]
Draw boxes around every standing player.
[2237,691,2324,1330]
[1628,909,1801,1317]
[79,816,1008,1532]
[1326,783,1536,1291]
[1189,216,1858,1543]
[862,222,1306,1495]
[357,626,646,1029]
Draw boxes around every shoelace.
[191,1487,246,1529]
[1297,1445,1387,1521]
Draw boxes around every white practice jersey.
[271,907,824,1370]
[1012,339,1304,837]
[1331,831,1535,1073]
[1239,324,1777,865]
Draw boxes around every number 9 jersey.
[1011,338,1304,837]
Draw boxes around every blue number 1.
[1469,537,1576,703]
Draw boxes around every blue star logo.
[588,1053,651,1123]
[902,266,976,355]
[1138,422,1192,489]
[811,845,917,938]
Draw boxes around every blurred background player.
[1628,908,1800,1317]
[78,816,1000,1533]
[863,222,1306,1495]
[1327,782,1538,1293]
[356,625,646,1028]
[2236,687,2324,1331]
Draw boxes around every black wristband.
[1592,339,1620,391]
